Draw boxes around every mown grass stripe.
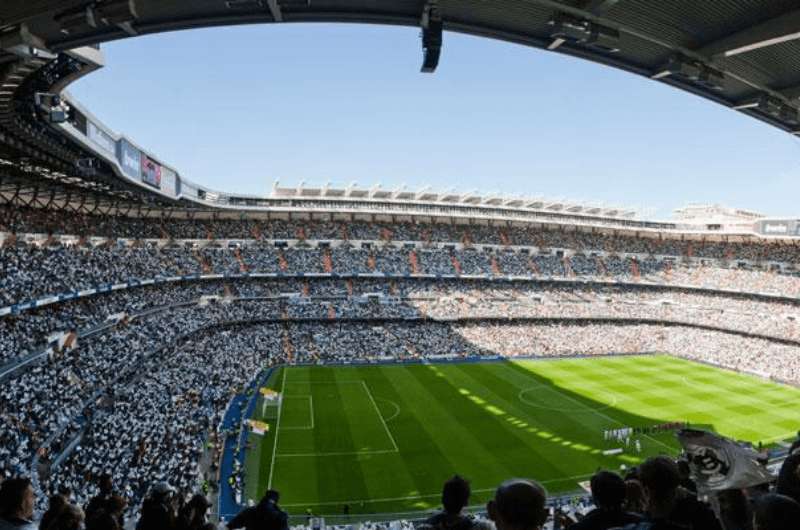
[243,357,800,516]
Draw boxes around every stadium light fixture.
[95,0,139,36]
[225,0,265,9]
[732,100,760,110]
[420,1,443,73]
[733,94,800,124]
[57,1,139,37]
[651,55,724,91]
[0,24,53,59]
[55,6,98,36]
[34,92,69,124]
[547,14,620,53]
[780,106,799,126]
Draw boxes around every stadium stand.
[5,2,800,528]
[3,212,800,530]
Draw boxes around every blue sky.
[69,24,800,219]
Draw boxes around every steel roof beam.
[582,0,622,16]
[266,0,283,22]
[776,83,800,101]
[694,9,800,58]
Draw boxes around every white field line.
[281,396,314,430]
[376,398,401,422]
[362,381,399,452]
[277,449,398,457]
[284,380,365,385]
[528,380,675,453]
[281,473,594,508]
[267,369,287,489]
[309,394,315,429]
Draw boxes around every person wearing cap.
[227,490,288,530]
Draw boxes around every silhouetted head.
[638,456,680,509]
[261,489,280,505]
[442,475,471,514]
[97,474,113,496]
[776,453,800,505]
[753,494,800,530]
[590,471,626,511]
[487,479,548,530]
[0,478,34,521]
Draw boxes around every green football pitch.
[242,354,800,516]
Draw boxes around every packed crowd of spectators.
[6,274,800,366]
[4,205,800,261]
[4,211,800,529]
[4,241,800,310]
[4,299,800,520]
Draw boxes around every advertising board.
[141,155,161,189]
[88,122,116,155]
[161,166,178,197]
[117,139,141,179]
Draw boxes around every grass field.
[242,354,800,516]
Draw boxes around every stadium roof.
[4,1,800,134]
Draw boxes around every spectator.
[0,478,36,530]
[40,504,82,530]
[487,479,548,530]
[788,431,800,456]
[676,460,697,495]
[634,456,722,530]
[227,490,288,530]
[136,482,177,530]
[568,471,641,529]
[39,495,67,530]
[422,475,487,530]
[752,494,800,530]
[85,511,120,530]
[176,494,214,530]
[717,489,752,530]
[775,453,800,505]
[622,479,646,515]
[84,474,114,523]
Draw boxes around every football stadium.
[2,2,800,530]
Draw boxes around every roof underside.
[4,0,800,133]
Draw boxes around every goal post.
[260,387,282,421]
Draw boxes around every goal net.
[260,387,282,421]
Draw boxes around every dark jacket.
[0,517,37,530]
[619,493,723,530]
[421,511,480,530]
[228,501,288,530]
[569,508,642,530]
